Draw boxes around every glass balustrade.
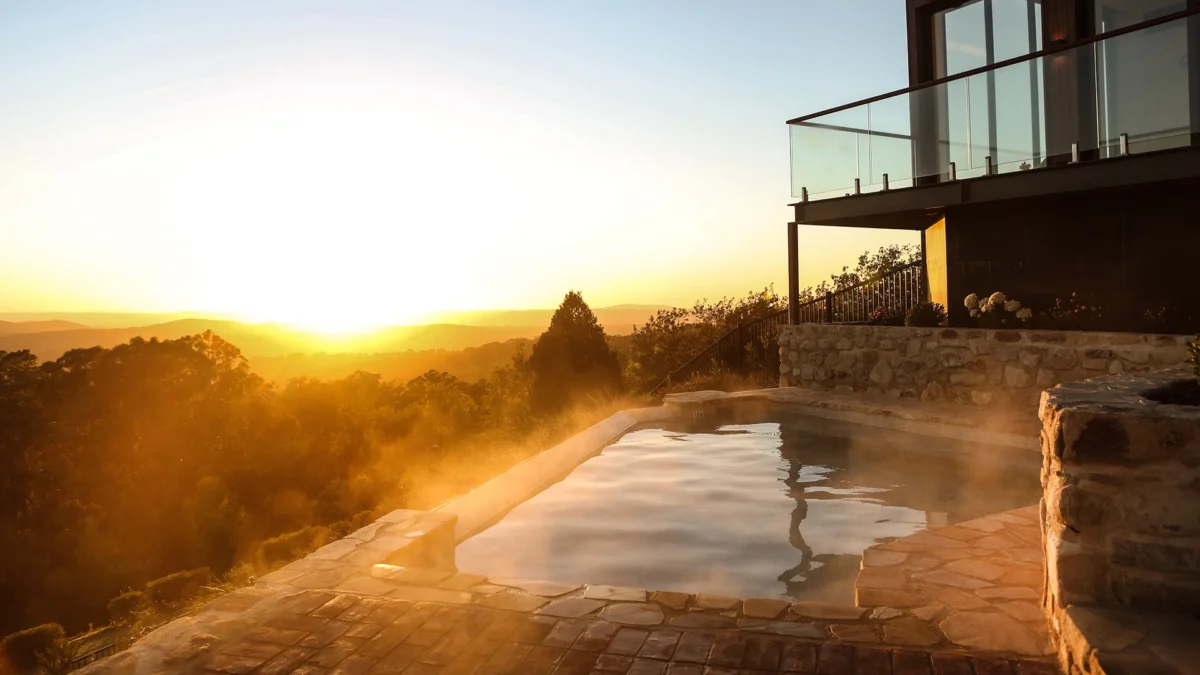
[789,14,1194,201]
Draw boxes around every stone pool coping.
[664,387,1041,451]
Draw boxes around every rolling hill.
[0,305,666,362]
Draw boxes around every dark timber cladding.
[785,0,1200,326]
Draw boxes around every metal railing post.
[824,292,834,323]
[787,222,800,325]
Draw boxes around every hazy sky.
[0,0,918,331]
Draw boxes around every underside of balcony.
[790,143,1200,230]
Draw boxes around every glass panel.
[936,0,988,78]
[993,0,1043,62]
[992,56,1045,170]
[1094,13,1190,157]
[1095,0,1186,34]
[868,94,915,188]
[788,14,1193,201]
[789,107,868,197]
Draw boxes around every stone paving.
[91,585,1061,675]
[80,505,1061,675]
[853,506,1051,658]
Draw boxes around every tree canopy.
[528,291,623,413]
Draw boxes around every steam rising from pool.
[454,417,1039,604]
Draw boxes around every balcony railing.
[650,261,924,393]
[789,11,1195,201]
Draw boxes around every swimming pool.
[454,412,1040,604]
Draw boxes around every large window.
[932,0,1046,173]
[933,0,1042,78]
[1093,0,1191,154]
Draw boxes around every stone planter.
[1038,368,1200,674]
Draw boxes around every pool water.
[454,414,1040,604]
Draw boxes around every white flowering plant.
[963,291,1032,328]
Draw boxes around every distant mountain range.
[0,305,668,361]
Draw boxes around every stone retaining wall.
[1038,368,1200,674]
[777,324,1190,408]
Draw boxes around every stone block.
[1111,538,1198,574]
[1151,347,1187,365]
[949,371,987,386]
[1082,358,1110,370]
[939,348,972,368]
[1036,369,1058,388]
[1005,365,1033,388]
[994,346,1019,362]
[921,381,945,402]
[1042,349,1077,370]
[1019,348,1044,369]
[1117,348,1151,365]
[869,361,893,388]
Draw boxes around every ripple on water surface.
[455,418,1040,603]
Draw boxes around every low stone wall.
[778,323,1190,408]
[1038,368,1200,674]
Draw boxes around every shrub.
[905,302,946,327]
[36,637,77,675]
[964,292,1032,329]
[106,590,147,623]
[1035,292,1103,331]
[328,511,377,540]
[257,526,330,566]
[2,623,65,672]
[1189,335,1199,384]
[866,304,905,326]
[145,568,212,607]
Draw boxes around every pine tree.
[528,291,622,413]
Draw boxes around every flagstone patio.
[78,502,1060,675]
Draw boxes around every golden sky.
[0,2,917,333]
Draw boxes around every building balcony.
[788,11,1196,206]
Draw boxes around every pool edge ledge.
[665,388,1040,451]
[434,405,681,543]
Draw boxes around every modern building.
[785,0,1200,325]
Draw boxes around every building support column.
[924,216,951,314]
[788,222,800,324]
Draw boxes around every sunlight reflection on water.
[455,418,1039,604]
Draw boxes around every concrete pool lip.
[665,387,1041,451]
